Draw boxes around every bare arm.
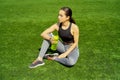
[58,24,79,58]
[41,23,58,40]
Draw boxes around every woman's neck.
[62,21,70,27]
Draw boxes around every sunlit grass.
[0,0,120,80]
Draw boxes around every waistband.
[63,42,73,45]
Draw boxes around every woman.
[29,7,80,68]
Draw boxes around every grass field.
[0,0,120,80]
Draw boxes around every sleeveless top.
[58,23,74,43]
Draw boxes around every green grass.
[0,0,120,80]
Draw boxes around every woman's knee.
[66,59,76,66]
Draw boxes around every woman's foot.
[29,59,45,68]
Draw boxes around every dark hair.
[60,7,76,24]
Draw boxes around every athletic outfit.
[38,23,79,66]
[29,22,80,68]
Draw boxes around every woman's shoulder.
[50,23,59,27]
[51,23,60,30]
[71,23,79,29]
[53,23,62,28]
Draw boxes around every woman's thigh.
[57,41,66,53]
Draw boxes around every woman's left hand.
[58,53,67,58]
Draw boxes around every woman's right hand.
[50,37,56,44]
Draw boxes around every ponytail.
[70,17,76,24]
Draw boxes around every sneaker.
[29,60,45,68]
[44,53,59,59]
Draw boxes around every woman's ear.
[66,16,70,20]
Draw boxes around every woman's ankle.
[37,57,43,61]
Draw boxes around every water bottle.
[51,35,59,51]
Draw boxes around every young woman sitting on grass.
[29,7,80,68]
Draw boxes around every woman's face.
[58,10,69,23]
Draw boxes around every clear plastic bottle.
[51,35,59,51]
